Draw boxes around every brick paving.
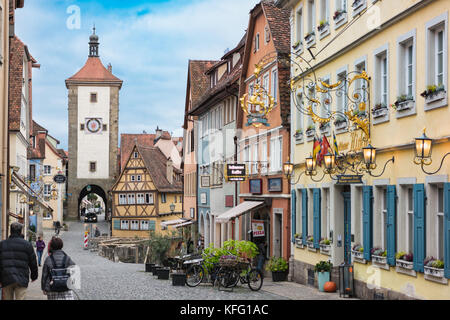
[25,216,353,300]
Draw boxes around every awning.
[11,172,53,214]
[174,220,195,228]
[215,201,265,223]
[161,218,188,227]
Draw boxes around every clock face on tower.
[86,118,102,133]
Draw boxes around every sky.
[15,0,260,150]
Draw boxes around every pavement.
[24,217,354,301]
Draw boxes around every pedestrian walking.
[41,237,76,300]
[0,222,39,300]
[36,236,46,267]
[54,221,61,235]
[256,240,267,272]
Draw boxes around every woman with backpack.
[41,237,76,300]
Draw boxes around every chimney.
[107,63,112,73]
[167,159,173,184]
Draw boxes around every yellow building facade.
[111,145,184,238]
[277,0,449,300]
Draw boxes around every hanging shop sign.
[336,175,363,185]
[252,220,265,237]
[200,176,210,188]
[249,179,263,195]
[53,174,66,184]
[226,164,247,181]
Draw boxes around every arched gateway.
[66,28,123,219]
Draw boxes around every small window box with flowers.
[304,31,315,46]
[294,129,303,141]
[371,103,388,118]
[333,10,346,25]
[334,115,347,131]
[319,121,330,134]
[424,257,446,284]
[295,234,304,248]
[292,40,302,52]
[305,125,315,138]
[371,248,389,270]
[395,252,415,276]
[421,84,446,104]
[391,95,414,112]
[352,0,366,14]
[319,238,331,255]
[306,236,316,251]
[351,244,366,263]
[317,20,330,37]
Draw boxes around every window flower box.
[352,0,365,11]
[396,259,414,270]
[333,10,346,24]
[317,21,330,37]
[305,127,315,137]
[423,257,446,283]
[319,122,330,133]
[424,266,444,278]
[421,85,446,104]
[320,244,331,255]
[294,130,303,140]
[372,255,387,265]
[395,252,415,276]
[304,32,315,46]
[292,41,302,52]
[371,248,389,269]
[295,237,304,249]
[372,104,388,118]
[351,244,366,263]
[391,95,414,112]
[306,237,316,251]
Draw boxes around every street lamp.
[362,143,377,170]
[324,152,336,172]
[413,130,450,175]
[305,154,317,176]
[283,159,304,185]
[170,203,176,213]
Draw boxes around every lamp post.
[283,159,305,185]
[361,143,394,177]
[413,130,449,175]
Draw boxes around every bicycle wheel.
[247,268,263,291]
[217,267,240,288]
[185,264,204,287]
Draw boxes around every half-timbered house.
[111,144,184,238]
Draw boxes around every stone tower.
[65,28,122,219]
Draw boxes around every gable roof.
[119,133,156,171]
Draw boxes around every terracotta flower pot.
[324,281,336,292]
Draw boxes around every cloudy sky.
[15,0,260,149]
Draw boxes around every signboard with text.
[252,220,265,237]
[226,164,247,181]
[337,175,363,185]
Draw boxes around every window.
[296,8,303,48]
[29,164,36,181]
[397,31,416,99]
[137,175,142,182]
[90,162,96,172]
[336,0,346,11]
[145,193,154,204]
[44,165,51,175]
[127,194,135,205]
[243,144,250,167]
[44,184,51,197]
[261,140,268,175]
[271,68,278,105]
[102,124,107,132]
[263,73,270,107]
[374,45,389,108]
[337,69,348,113]
[119,194,127,205]
[137,193,145,204]
[90,93,97,103]
[355,58,367,105]
[270,136,282,173]
[190,130,195,152]
[307,0,316,34]
[130,220,139,230]
[161,193,167,203]
[320,0,329,23]
[120,220,129,230]
[252,143,259,175]
[254,33,260,52]
[140,220,149,231]
[130,175,135,182]
[321,77,330,118]
[80,124,85,131]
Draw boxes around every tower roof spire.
[89,25,99,57]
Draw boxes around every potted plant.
[391,94,414,111]
[352,0,364,9]
[319,238,331,255]
[333,9,346,21]
[371,247,387,265]
[305,125,315,137]
[292,40,302,50]
[319,122,330,131]
[424,257,445,278]
[371,103,388,118]
[317,20,329,32]
[294,233,303,247]
[395,251,414,270]
[306,236,315,249]
[421,84,446,103]
[304,31,315,43]
[351,244,364,260]
[266,257,288,282]
[294,129,303,139]
[314,260,333,292]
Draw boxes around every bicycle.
[184,255,222,287]
[216,257,264,292]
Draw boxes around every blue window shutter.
[313,189,321,249]
[362,186,373,261]
[291,189,297,243]
[413,184,426,273]
[444,183,450,279]
[302,189,308,243]
[113,219,120,230]
[386,185,397,266]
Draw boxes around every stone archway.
[78,185,108,220]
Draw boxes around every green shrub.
[265,257,288,272]
[314,260,333,273]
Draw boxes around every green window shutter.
[291,189,297,243]
[386,185,397,266]
[302,189,308,243]
[363,186,373,261]
[443,183,450,279]
[149,220,156,231]
[413,184,426,273]
[313,189,321,249]
[113,219,120,230]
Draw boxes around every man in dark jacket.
[0,222,38,300]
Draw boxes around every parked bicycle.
[216,256,263,292]
[184,254,222,287]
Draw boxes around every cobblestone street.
[25,217,349,301]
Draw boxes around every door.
[342,192,351,264]
[273,210,282,258]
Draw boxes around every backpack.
[49,253,70,292]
